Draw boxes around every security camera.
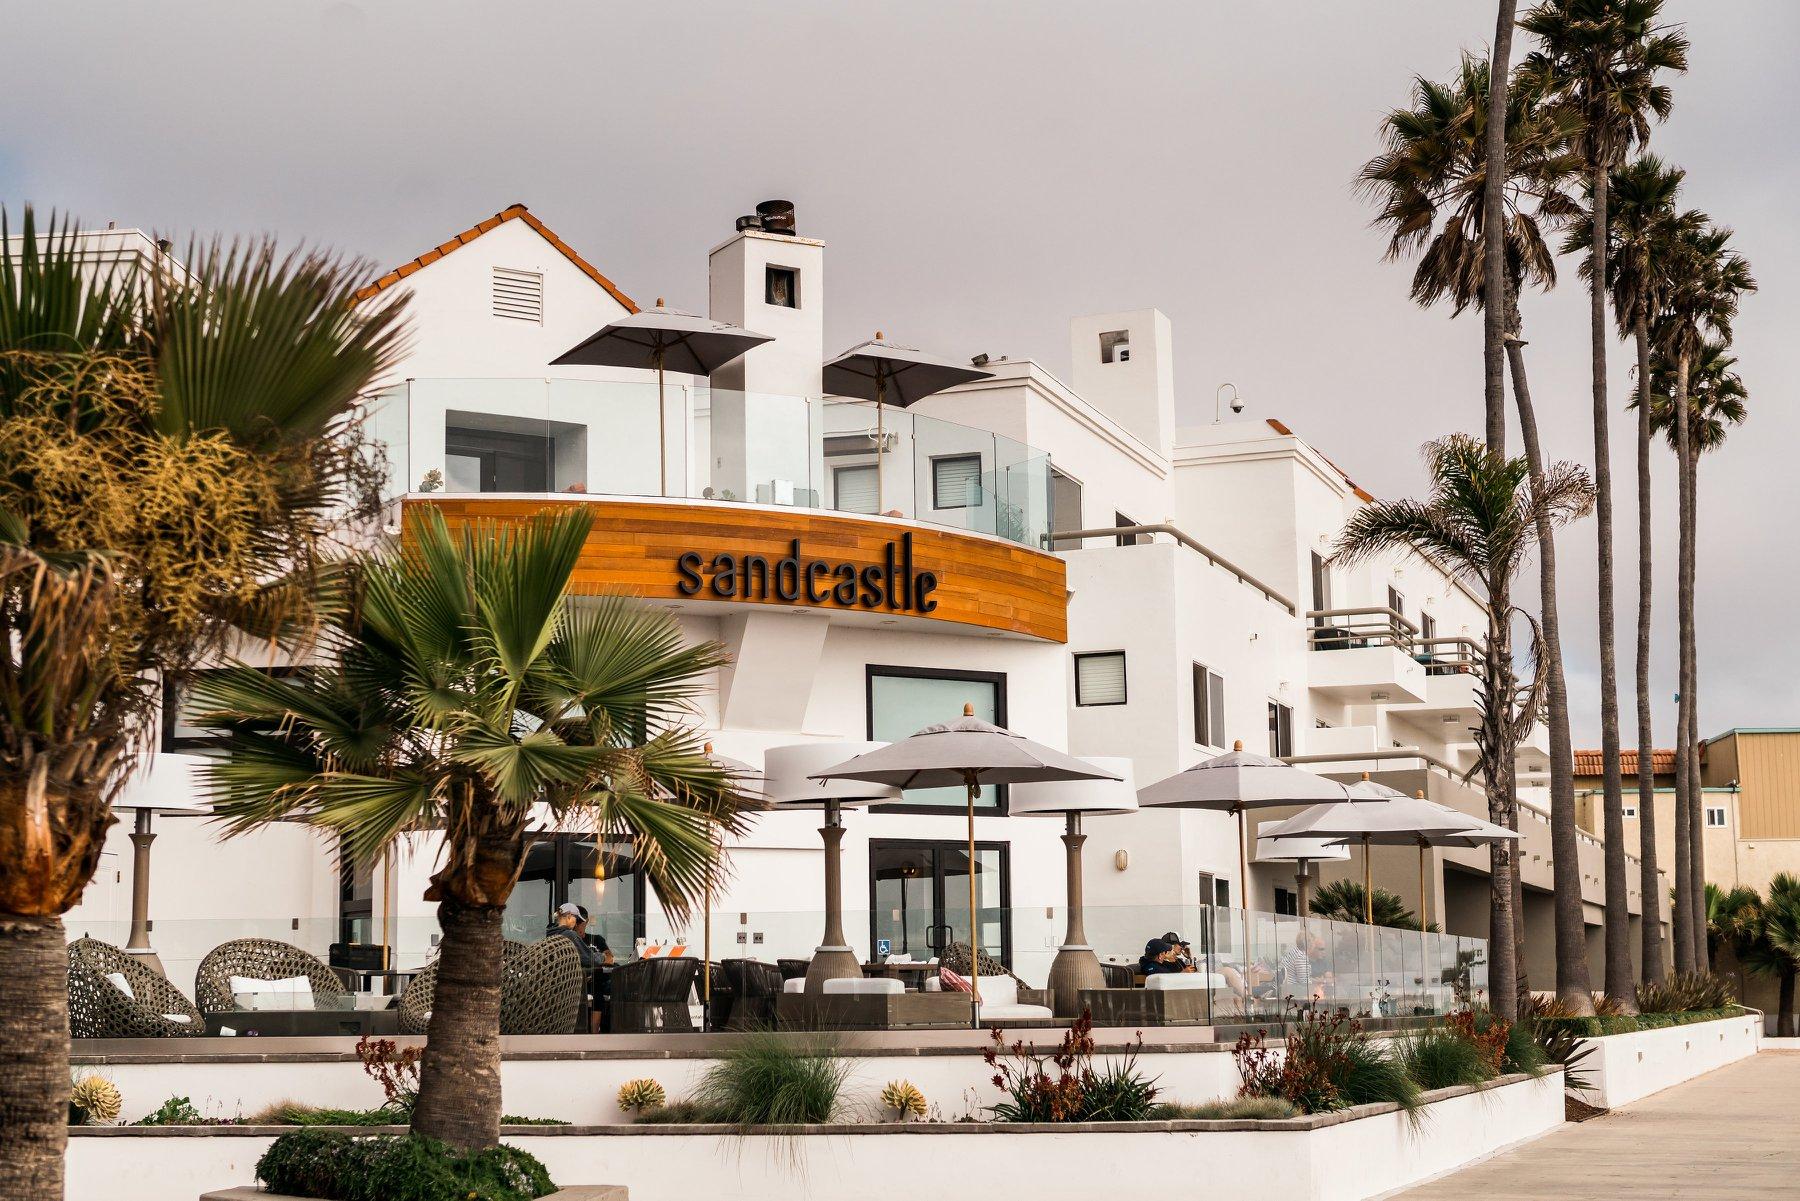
[1231,397,1246,415]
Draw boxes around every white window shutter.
[834,465,878,514]
[1076,653,1127,706]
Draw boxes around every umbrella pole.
[1418,840,1429,1011]
[875,376,886,514]
[966,771,982,1029]
[702,826,716,1032]
[1236,805,1251,970]
[1363,834,1375,1015]
[656,351,668,497]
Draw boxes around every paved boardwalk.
[1395,1050,1800,1200]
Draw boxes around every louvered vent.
[492,267,543,322]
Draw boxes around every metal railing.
[1305,605,1418,650]
[1051,522,1297,614]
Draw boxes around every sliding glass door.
[869,839,1010,966]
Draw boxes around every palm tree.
[1333,435,1594,1020]
[1702,882,1761,972]
[1482,0,1522,452]
[1740,874,1800,1037]
[0,208,404,1199]
[1358,56,1593,1012]
[1520,0,1688,1009]
[1652,223,1756,972]
[1310,880,1424,930]
[196,506,756,1150]
[1566,154,1691,983]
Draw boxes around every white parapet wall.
[1575,1012,1762,1110]
[67,1073,1563,1201]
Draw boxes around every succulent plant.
[69,1075,122,1126]
[616,1077,667,1113]
[879,1079,927,1121]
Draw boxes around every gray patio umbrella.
[553,300,772,495]
[810,705,1117,1025]
[1136,742,1352,952]
[699,744,763,1027]
[822,333,992,512]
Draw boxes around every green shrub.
[134,1096,224,1126]
[633,1099,732,1124]
[1153,1097,1300,1120]
[1333,1038,1423,1120]
[255,1131,555,1201]
[1076,1055,1161,1122]
[1636,970,1736,1014]
[984,1013,1160,1123]
[1399,1027,1492,1091]
[692,1032,850,1125]
[1499,1017,1547,1075]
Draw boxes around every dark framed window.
[867,665,1007,813]
[1274,886,1298,917]
[1310,552,1332,627]
[1193,663,1225,747]
[870,838,1012,968]
[501,834,646,954]
[1050,468,1084,550]
[1268,700,1294,758]
[338,837,375,947]
[1074,652,1127,707]
[765,264,799,308]
[931,453,983,510]
[1115,511,1141,547]
[161,666,298,753]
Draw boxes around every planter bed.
[70,1071,1562,1201]
[1564,1010,1761,1109]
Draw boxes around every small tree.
[1740,875,1800,1038]
[1309,880,1422,930]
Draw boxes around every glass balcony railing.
[363,378,1054,549]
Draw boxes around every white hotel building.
[67,203,1665,993]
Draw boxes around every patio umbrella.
[763,742,901,992]
[553,300,772,495]
[1253,821,1350,922]
[699,744,763,1028]
[822,333,992,512]
[810,705,1117,1025]
[1136,742,1351,959]
[1009,757,1138,1016]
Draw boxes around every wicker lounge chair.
[610,956,700,1032]
[398,937,585,1035]
[1099,961,1136,989]
[720,958,783,1030]
[194,938,350,1015]
[776,957,810,981]
[67,938,203,1039]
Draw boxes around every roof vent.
[736,200,798,237]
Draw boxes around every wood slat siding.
[1736,732,1800,840]
[403,497,1069,643]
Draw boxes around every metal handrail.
[1284,746,1465,778]
[1050,523,1297,614]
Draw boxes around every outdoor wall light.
[1113,849,1129,871]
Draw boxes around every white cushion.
[162,1013,192,1024]
[1145,973,1211,991]
[822,977,904,996]
[782,977,806,993]
[975,975,1018,1006]
[104,971,135,1001]
[230,975,314,1009]
[979,1004,1054,1021]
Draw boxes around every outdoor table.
[204,995,400,1038]
[861,962,939,990]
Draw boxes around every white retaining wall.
[1576,1013,1761,1110]
[66,1073,1563,1201]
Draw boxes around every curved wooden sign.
[404,497,1069,642]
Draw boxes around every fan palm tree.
[195,505,756,1151]
[1566,154,1692,983]
[1310,880,1424,930]
[1358,56,1593,1012]
[0,207,404,1200]
[1702,882,1761,972]
[1740,874,1800,1037]
[1333,435,1594,1020]
[1520,0,1688,1008]
[1652,222,1756,972]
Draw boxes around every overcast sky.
[5,1,1794,749]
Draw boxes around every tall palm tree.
[1741,874,1800,1037]
[196,506,756,1150]
[1482,0,1522,452]
[1358,56,1593,1012]
[1333,435,1594,1021]
[1652,223,1756,972]
[1520,0,1688,1009]
[1566,154,1691,982]
[0,208,404,1200]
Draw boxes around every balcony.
[1387,636,1486,728]
[364,378,1052,548]
[1304,607,1427,704]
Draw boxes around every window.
[443,413,586,494]
[338,843,374,947]
[868,666,1007,811]
[1075,652,1127,707]
[1420,610,1437,642]
[1050,467,1084,550]
[765,265,799,308]
[1622,804,1637,819]
[1268,701,1294,758]
[833,464,878,514]
[161,666,296,753]
[501,835,646,953]
[1099,330,1131,363]
[1706,806,1728,828]
[1115,511,1142,547]
[1387,585,1405,620]
[1193,663,1225,747]
[1274,887,1298,917]
[931,454,983,510]
[1310,551,1332,626]
[491,267,543,322]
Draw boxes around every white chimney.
[1068,309,1175,460]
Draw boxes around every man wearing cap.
[550,902,600,970]
[1137,937,1196,976]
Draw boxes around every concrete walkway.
[1394,1050,1800,1199]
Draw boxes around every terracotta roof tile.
[353,203,638,312]
[1573,748,1681,776]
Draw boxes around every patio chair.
[195,937,350,1015]
[1099,961,1136,989]
[940,942,1053,1013]
[721,959,783,1030]
[776,958,810,981]
[610,956,700,1033]
[67,938,203,1039]
[398,937,585,1035]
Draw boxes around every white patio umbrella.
[763,743,901,991]
[822,333,992,512]
[1009,757,1138,1015]
[553,300,772,495]
[810,705,1117,1025]
[1136,742,1351,957]
[699,744,762,1027]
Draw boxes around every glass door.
[870,839,1010,966]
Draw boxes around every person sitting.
[1279,930,1315,999]
[549,902,599,970]
[1137,938,1196,976]
[574,905,615,967]
[1161,931,1195,969]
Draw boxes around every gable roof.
[353,203,638,312]
[1574,748,1681,777]
[1264,418,1375,503]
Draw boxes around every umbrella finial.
[1415,790,1426,799]
[1233,739,1243,751]
[656,297,665,308]
[876,330,884,340]
[704,742,714,755]
[1361,772,1371,781]
[963,702,975,717]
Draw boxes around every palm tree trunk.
[410,897,505,1151]
[1484,574,1520,1022]
[0,914,68,1201]
[1504,313,1592,1013]
[1587,167,1634,1009]
[1633,317,1665,983]
[1684,444,1707,970]
[1780,969,1796,1039]
[1480,0,1518,452]
[1670,349,1697,975]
